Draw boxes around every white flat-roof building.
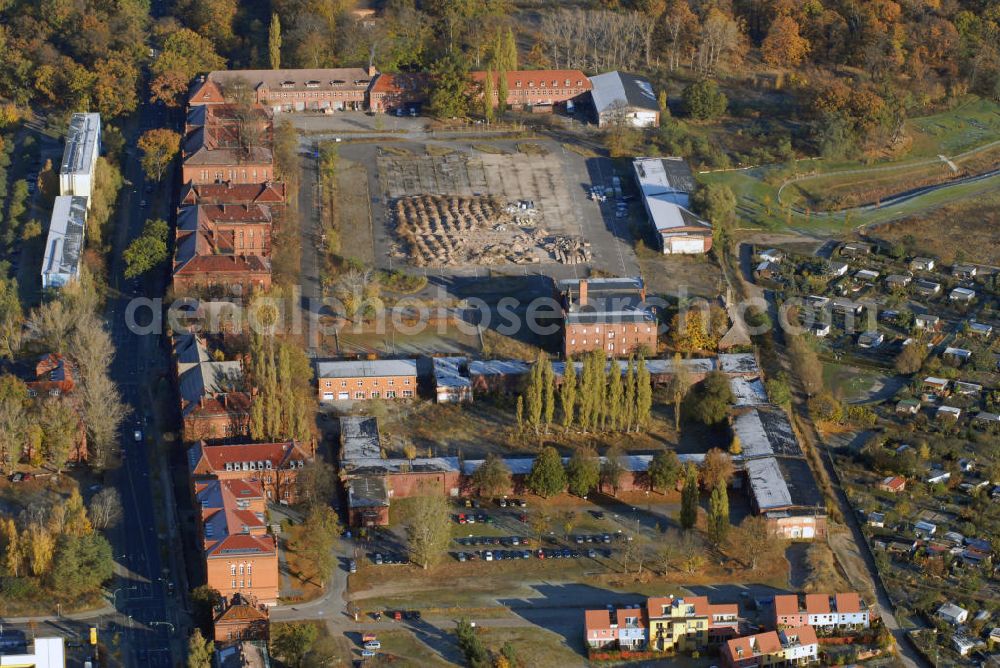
[41,195,87,290]
[631,157,712,254]
[0,636,65,668]
[59,112,101,204]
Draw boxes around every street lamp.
[113,586,137,608]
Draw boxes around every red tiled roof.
[784,625,818,646]
[726,630,782,658]
[834,593,861,614]
[804,594,831,615]
[206,532,275,557]
[370,72,431,94]
[190,78,226,105]
[197,440,308,474]
[180,182,286,206]
[216,602,268,624]
[584,609,614,632]
[773,594,799,617]
[200,203,272,223]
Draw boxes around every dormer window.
[528,81,534,87]
[515,80,522,87]
[249,461,256,470]
[225,462,233,471]
[265,461,272,469]
[565,79,571,86]
[280,81,295,88]
[305,80,320,88]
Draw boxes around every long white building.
[632,157,712,254]
[41,195,87,289]
[59,112,101,204]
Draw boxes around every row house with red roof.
[772,593,870,632]
[173,333,251,442]
[721,627,818,667]
[213,594,269,644]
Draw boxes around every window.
[386,391,396,398]
[608,331,615,339]
[239,564,244,574]
[388,379,394,386]
[232,579,237,588]
[402,390,413,398]
[404,378,411,385]
[230,565,237,575]
[370,391,380,399]
[324,381,331,388]
[355,391,365,399]
[571,339,576,345]
[357,380,363,387]
[608,343,614,351]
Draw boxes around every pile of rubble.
[391,195,589,267]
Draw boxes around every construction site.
[378,148,591,268]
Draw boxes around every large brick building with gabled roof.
[195,477,279,606]
[188,439,313,504]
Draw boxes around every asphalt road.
[99,95,181,666]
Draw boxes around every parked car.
[349,560,357,573]
[588,548,597,558]
[457,552,467,562]
[374,553,383,565]
[484,551,493,561]
[364,641,381,650]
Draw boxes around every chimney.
[367,65,379,78]
[578,280,588,307]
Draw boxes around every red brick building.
[173,231,272,296]
[173,333,251,442]
[195,478,279,606]
[189,439,313,504]
[182,104,274,186]
[558,278,658,358]
[178,204,273,257]
[213,594,269,644]
[315,359,418,401]
[368,72,431,113]
[193,68,375,113]
[470,69,591,111]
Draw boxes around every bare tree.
[88,487,123,530]
[79,373,129,471]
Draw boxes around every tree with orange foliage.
[762,15,810,67]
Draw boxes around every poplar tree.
[708,482,730,545]
[669,352,691,431]
[636,355,653,429]
[497,70,508,116]
[525,356,543,434]
[542,355,555,433]
[560,356,576,429]
[577,354,595,432]
[590,351,607,431]
[482,68,496,122]
[504,27,518,70]
[623,357,636,432]
[268,13,282,69]
[607,360,623,432]
[680,463,699,530]
[515,395,524,432]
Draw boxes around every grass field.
[866,187,1000,265]
[701,96,1000,234]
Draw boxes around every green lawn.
[701,96,1000,234]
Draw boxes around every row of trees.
[472,444,736,501]
[517,351,653,436]
[246,331,314,444]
